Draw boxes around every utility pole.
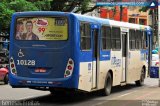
[120,0,123,21]
[120,5,123,21]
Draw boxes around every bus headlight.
[10,57,17,75]
[64,58,74,78]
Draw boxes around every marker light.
[64,58,74,78]
[68,65,72,70]
[66,70,70,75]
[12,69,16,74]
[10,58,13,63]
[10,57,17,75]
[11,64,14,68]
[69,60,73,64]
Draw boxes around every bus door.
[91,24,99,89]
[122,32,128,82]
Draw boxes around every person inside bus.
[23,21,39,40]
[16,21,24,40]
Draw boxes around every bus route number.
[55,19,66,26]
[17,60,35,66]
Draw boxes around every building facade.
[100,6,151,26]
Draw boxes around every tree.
[49,0,98,14]
[0,1,15,30]
[0,0,39,30]
[139,6,158,47]
[0,0,97,30]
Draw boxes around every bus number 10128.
[17,60,35,66]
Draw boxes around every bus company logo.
[36,19,48,27]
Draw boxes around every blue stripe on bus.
[79,51,111,62]
[79,51,92,62]
[100,51,111,61]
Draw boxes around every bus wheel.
[135,68,145,86]
[4,74,9,84]
[102,72,112,96]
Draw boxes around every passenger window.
[112,27,121,50]
[129,29,136,50]
[144,31,148,48]
[136,30,143,49]
[141,31,146,49]
[80,22,91,50]
[101,26,111,50]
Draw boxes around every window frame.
[111,26,121,51]
[101,25,111,51]
[142,30,147,49]
[129,29,136,51]
[135,30,143,50]
[80,21,91,51]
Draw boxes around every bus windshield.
[15,17,68,41]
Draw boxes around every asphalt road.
[0,78,160,106]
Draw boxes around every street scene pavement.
[0,78,160,106]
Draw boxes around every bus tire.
[102,72,112,96]
[135,68,145,86]
[4,74,8,84]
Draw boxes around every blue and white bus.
[9,11,152,96]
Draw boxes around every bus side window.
[145,32,148,49]
[135,30,142,50]
[101,26,111,50]
[111,27,121,50]
[139,30,143,49]
[129,29,136,50]
[135,30,138,49]
[80,22,91,50]
[142,31,147,49]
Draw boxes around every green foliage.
[139,6,153,15]
[34,1,51,11]
[0,0,42,30]
[9,0,39,12]
[139,6,149,12]
[80,0,91,11]
[0,2,15,30]
[0,0,93,30]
